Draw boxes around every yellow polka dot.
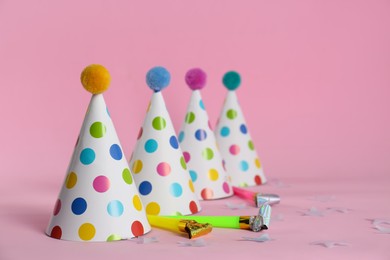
[65,172,77,189]
[146,202,160,215]
[189,180,195,192]
[208,169,219,181]
[132,160,143,174]
[255,158,261,168]
[133,195,142,211]
[78,223,96,241]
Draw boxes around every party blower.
[159,204,272,232]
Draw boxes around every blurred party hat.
[178,68,233,200]
[46,64,151,242]
[215,71,267,187]
[129,66,201,216]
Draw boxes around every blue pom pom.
[146,66,171,92]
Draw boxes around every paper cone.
[179,89,233,200]
[46,65,151,242]
[130,91,201,215]
[215,73,267,187]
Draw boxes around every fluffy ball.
[185,68,207,90]
[146,66,171,92]
[80,64,111,94]
[222,71,241,90]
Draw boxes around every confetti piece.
[241,233,273,243]
[310,240,350,248]
[267,178,290,188]
[326,207,352,213]
[299,207,325,217]
[225,202,248,210]
[177,238,207,247]
[370,219,390,234]
[131,236,159,244]
[273,214,284,221]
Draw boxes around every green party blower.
[162,204,271,232]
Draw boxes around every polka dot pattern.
[185,112,196,124]
[201,188,214,199]
[220,127,230,137]
[226,109,237,119]
[65,172,77,189]
[80,148,95,165]
[78,223,96,241]
[152,116,166,130]
[71,197,87,215]
[169,135,179,149]
[139,181,152,196]
[202,148,214,160]
[146,202,160,215]
[145,139,158,153]
[93,175,110,193]
[122,168,133,184]
[107,200,124,217]
[133,195,142,211]
[131,221,144,237]
[90,122,106,138]
[157,162,171,176]
[195,129,207,141]
[208,169,219,181]
[132,160,143,174]
[50,226,62,239]
[229,144,240,155]
[109,144,123,160]
[170,183,183,197]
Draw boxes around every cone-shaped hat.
[46,64,151,242]
[215,71,267,187]
[178,68,233,200]
[129,66,201,215]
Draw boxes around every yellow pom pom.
[80,64,111,94]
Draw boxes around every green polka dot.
[248,140,255,151]
[226,109,237,120]
[122,168,133,184]
[152,117,166,130]
[107,234,121,241]
[185,112,195,124]
[90,122,106,138]
[202,148,214,160]
[180,156,187,170]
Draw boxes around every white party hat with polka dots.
[178,68,233,200]
[215,71,267,187]
[129,67,201,216]
[46,64,151,242]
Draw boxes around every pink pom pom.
[185,68,207,90]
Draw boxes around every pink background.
[0,0,389,259]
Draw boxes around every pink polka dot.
[93,175,110,193]
[183,151,191,163]
[229,144,240,155]
[222,182,230,194]
[156,162,171,176]
[53,199,61,216]
[201,188,214,200]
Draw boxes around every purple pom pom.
[185,68,207,90]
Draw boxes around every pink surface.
[0,0,389,259]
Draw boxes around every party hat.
[178,68,233,200]
[46,64,151,242]
[129,66,201,216]
[215,71,267,187]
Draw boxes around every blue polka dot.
[220,127,230,137]
[199,100,205,110]
[107,200,124,217]
[240,161,249,171]
[110,144,123,160]
[178,131,185,143]
[145,139,158,153]
[189,170,198,182]
[170,183,183,197]
[169,135,179,149]
[139,181,152,195]
[195,129,207,141]
[240,124,248,134]
[71,197,87,215]
[80,148,95,165]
